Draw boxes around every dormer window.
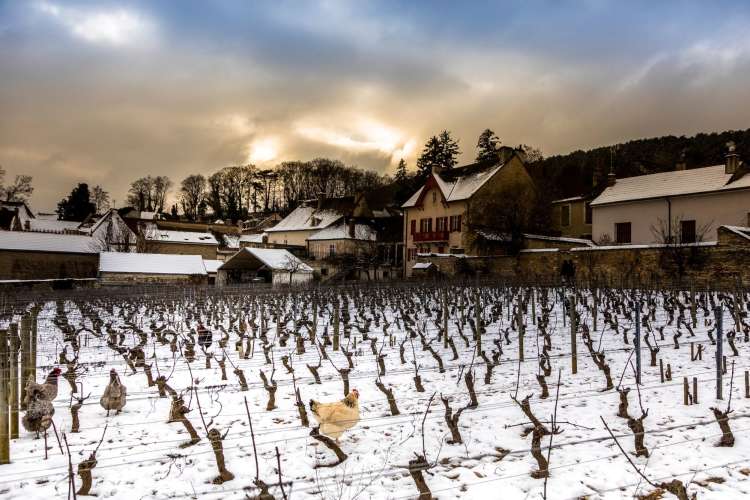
[310,216,321,226]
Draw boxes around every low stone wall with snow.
[416,227,750,287]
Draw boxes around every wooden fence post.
[0,328,9,464]
[20,317,30,411]
[693,377,698,405]
[634,302,641,385]
[333,306,340,351]
[683,377,689,406]
[716,306,723,400]
[8,324,19,439]
[570,295,577,375]
[517,303,524,362]
[442,290,448,349]
[745,371,749,399]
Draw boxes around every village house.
[0,230,99,281]
[591,144,750,245]
[401,150,536,277]
[550,196,593,240]
[265,197,358,247]
[98,251,208,285]
[142,225,219,259]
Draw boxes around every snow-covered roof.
[402,162,505,208]
[307,222,376,241]
[221,247,313,273]
[551,196,586,204]
[27,219,82,232]
[721,225,750,241]
[0,230,97,254]
[413,262,433,270]
[202,259,223,274]
[99,252,207,275]
[591,165,750,206]
[222,234,240,249]
[265,205,343,233]
[570,241,717,251]
[239,233,266,243]
[523,233,596,247]
[144,228,219,245]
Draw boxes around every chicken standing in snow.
[23,367,62,407]
[100,369,127,416]
[309,389,360,443]
[22,385,55,438]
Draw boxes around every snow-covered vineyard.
[1,282,750,499]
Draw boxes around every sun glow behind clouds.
[295,117,415,165]
[36,1,155,47]
[248,138,278,164]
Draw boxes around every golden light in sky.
[248,138,278,164]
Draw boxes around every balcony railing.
[413,230,449,242]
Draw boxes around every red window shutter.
[410,220,416,235]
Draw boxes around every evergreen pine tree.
[476,128,502,162]
[395,158,408,183]
[438,130,460,169]
[416,135,444,178]
[56,183,96,221]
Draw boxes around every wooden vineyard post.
[592,288,598,332]
[570,295,577,375]
[20,315,32,411]
[31,308,38,384]
[531,288,536,326]
[443,289,449,344]
[634,302,641,385]
[716,306,723,400]
[474,291,482,352]
[9,324,19,439]
[745,371,749,399]
[517,304,524,362]
[683,377,689,406]
[0,328,9,464]
[333,306,340,351]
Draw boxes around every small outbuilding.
[98,251,208,286]
[218,247,313,286]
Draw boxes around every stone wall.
[99,272,208,286]
[416,227,750,287]
[148,242,217,260]
[0,250,98,280]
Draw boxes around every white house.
[591,145,750,245]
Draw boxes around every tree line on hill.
[49,127,750,224]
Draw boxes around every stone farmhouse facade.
[401,151,535,277]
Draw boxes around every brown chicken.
[100,369,127,416]
[23,367,62,406]
[309,389,360,442]
[22,386,55,437]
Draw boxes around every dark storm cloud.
[2,0,750,210]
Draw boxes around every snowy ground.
[1,284,750,500]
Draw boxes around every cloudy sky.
[2,0,750,211]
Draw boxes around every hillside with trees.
[528,128,750,199]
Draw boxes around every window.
[681,220,696,244]
[585,202,592,225]
[449,214,463,232]
[329,244,335,257]
[410,220,416,235]
[436,217,448,232]
[321,268,328,276]
[615,222,631,244]
[437,246,444,254]
[420,218,433,232]
[407,248,417,261]
[432,191,437,204]
[561,204,571,227]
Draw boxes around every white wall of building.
[592,189,750,244]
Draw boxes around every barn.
[217,247,313,286]
[98,251,208,286]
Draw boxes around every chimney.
[24,219,30,231]
[607,171,616,187]
[725,141,740,175]
[317,196,324,210]
[431,165,443,176]
[675,149,687,171]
